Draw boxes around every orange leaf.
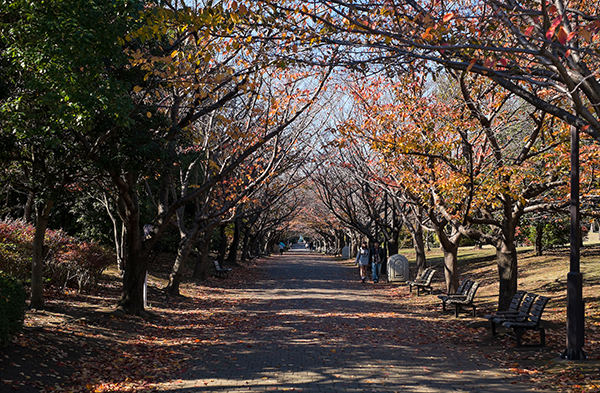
[442,12,455,23]
[466,59,477,72]
[524,25,534,36]
[557,26,568,45]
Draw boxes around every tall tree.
[0,0,143,309]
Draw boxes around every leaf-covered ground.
[1,247,600,392]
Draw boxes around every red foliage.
[0,219,114,290]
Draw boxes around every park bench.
[483,290,527,320]
[407,268,436,296]
[213,260,232,278]
[445,280,480,317]
[438,279,473,312]
[493,295,551,347]
[489,292,537,335]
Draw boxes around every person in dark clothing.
[370,241,385,283]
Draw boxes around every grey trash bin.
[387,254,409,282]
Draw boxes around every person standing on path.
[355,242,370,283]
[370,241,385,283]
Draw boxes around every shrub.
[0,219,114,291]
[46,241,113,290]
[0,272,27,348]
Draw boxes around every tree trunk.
[165,226,198,295]
[535,223,543,256]
[496,240,518,311]
[217,224,228,265]
[116,189,149,315]
[411,225,427,275]
[193,229,212,281]
[442,244,459,293]
[240,229,250,261]
[23,190,35,223]
[387,229,399,256]
[226,218,241,264]
[30,198,54,310]
[434,219,461,293]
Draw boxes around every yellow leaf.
[133,85,142,93]
[146,112,152,118]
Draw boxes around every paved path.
[163,246,540,392]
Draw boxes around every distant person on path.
[370,241,385,283]
[279,242,285,255]
[355,242,370,283]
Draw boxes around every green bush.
[0,272,27,348]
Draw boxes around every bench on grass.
[488,292,538,335]
[438,279,473,312]
[496,296,551,347]
[445,280,480,317]
[213,260,232,278]
[407,268,436,296]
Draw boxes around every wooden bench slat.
[490,295,550,347]
[407,268,436,296]
[446,281,480,317]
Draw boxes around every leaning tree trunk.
[496,240,518,311]
[30,198,54,310]
[411,225,427,276]
[226,218,241,264]
[165,225,199,296]
[436,226,461,294]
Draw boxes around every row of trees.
[265,0,600,310]
[0,0,330,314]
[2,0,600,315]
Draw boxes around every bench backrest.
[460,280,474,295]
[423,269,435,285]
[508,290,527,312]
[456,279,471,295]
[529,296,550,325]
[518,292,538,314]
[416,268,431,281]
[464,281,480,302]
[213,260,223,270]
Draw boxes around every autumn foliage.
[0,219,113,291]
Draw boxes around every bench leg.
[540,327,546,346]
[515,328,524,347]
[442,300,447,312]
[471,305,476,317]
[491,320,498,336]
